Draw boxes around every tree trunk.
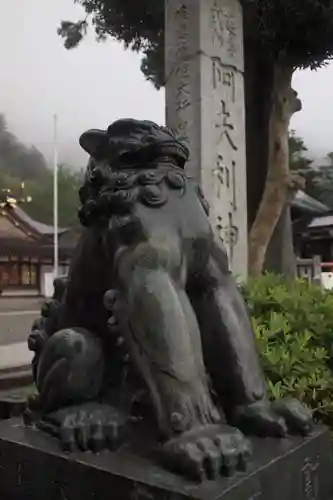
[244,48,274,229]
[248,64,300,276]
[264,204,296,278]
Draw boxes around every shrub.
[241,274,333,428]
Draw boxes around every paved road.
[0,341,33,369]
[0,297,43,313]
[0,310,39,345]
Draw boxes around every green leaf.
[244,274,333,430]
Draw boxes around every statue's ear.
[79,129,108,158]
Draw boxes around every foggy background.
[0,0,332,168]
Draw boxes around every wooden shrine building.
[0,203,77,295]
[291,190,333,271]
[0,189,329,295]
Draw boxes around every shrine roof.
[309,214,333,229]
[292,190,329,215]
[11,205,67,236]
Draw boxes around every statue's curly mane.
[77,119,191,227]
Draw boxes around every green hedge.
[240,274,333,428]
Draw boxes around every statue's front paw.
[38,403,127,452]
[232,399,313,438]
[162,424,251,482]
[28,330,47,353]
[272,398,313,436]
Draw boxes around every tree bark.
[248,64,301,276]
[264,204,296,278]
[244,48,274,229]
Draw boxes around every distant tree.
[289,131,311,170]
[58,0,333,276]
[0,172,22,196]
[24,165,82,229]
[289,131,315,186]
[0,114,49,181]
[307,155,333,209]
[0,114,82,228]
[288,132,333,208]
[0,115,16,156]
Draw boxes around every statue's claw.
[38,403,128,453]
[232,400,287,437]
[232,399,313,438]
[272,398,313,436]
[161,424,251,482]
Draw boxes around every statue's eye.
[111,172,136,189]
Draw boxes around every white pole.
[53,114,59,278]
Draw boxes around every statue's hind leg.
[115,247,251,481]
[191,249,313,438]
[35,328,104,413]
[26,328,127,452]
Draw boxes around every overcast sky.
[0,0,332,168]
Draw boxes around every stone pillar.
[165,0,248,277]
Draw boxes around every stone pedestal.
[0,389,27,420]
[165,0,248,277]
[0,419,332,499]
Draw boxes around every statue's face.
[79,120,158,167]
[106,120,165,165]
[79,119,189,171]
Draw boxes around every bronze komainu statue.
[26,119,312,482]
